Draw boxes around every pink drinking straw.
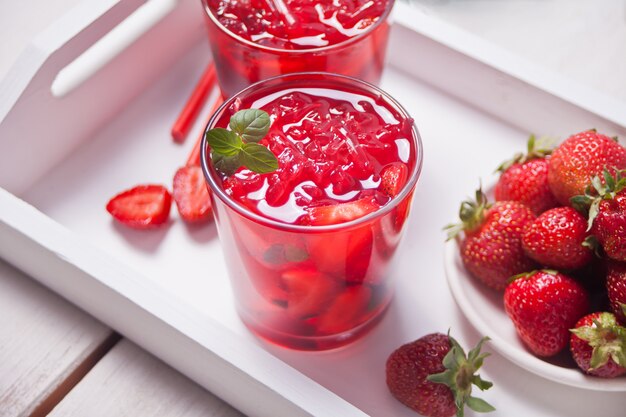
[171,63,217,143]
[187,93,224,166]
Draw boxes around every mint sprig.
[206,109,278,175]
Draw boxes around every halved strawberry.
[316,285,373,334]
[380,163,409,197]
[238,254,289,307]
[173,165,213,223]
[106,184,171,229]
[306,226,374,283]
[303,198,378,282]
[281,269,337,319]
[306,197,380,225]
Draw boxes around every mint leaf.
[230,109,271,143]
[207,108,277,176]
[205,128,243,156]
[212,153,241,176]
[240,143,278,173]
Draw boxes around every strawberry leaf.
[230,109,271,143]
[587,198,601,230]
[466,396,496,413]
[494,134,554,173]
[591,175,604,194]
[604,168,616,191]
[427,333,495,417]
[471,375,493,391]
[570,195,593,215]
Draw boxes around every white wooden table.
[0,259,244,417]
[2,1,626,416]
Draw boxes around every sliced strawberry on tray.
[173,165,213,223]
[106,184,171,229]
[380,162,408,197]
[282,268,337,319]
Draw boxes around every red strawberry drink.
[201,73,422,350]
[201,0,394,97]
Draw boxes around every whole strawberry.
[386,333,494,417]
[606,262,626,323]
[570,312,626,378]
[572,169,626,262]
[521,207,592,270]
[446,188,536,291]
[504,270,589,356]
[548,130,626,206]
[494,135,558,215]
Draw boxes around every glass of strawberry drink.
[201,73,422,350]
[201,0,395,97]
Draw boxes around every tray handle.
[0,0,205,195]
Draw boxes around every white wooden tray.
[2,1,626,416]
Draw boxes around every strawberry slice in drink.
[239,255,289,307]
[305,197,379,283]
[306,196,380,226]
[106,184,171,229]
[316,285,373,334]
[281,268,338,319]
[380,162,408,198]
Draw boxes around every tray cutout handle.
[51,0,178,98]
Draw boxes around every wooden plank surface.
[48,339,245,417]
[0,259,114,417]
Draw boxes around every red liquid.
[219,89,415,224]
[205,74,419,350]
[201,0,393,97]
[208,0,389,50]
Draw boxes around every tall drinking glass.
[201,72,422,350]
[201,0,395,97]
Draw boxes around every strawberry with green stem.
[386,332,495,417]
[570,312,626,378]
[572,168,626,262]
[494,135,558,215]
[445,187,536,291]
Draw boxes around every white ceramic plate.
[444,239,626,392]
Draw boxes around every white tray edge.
[391,3,626,131]
[0,188,368,417]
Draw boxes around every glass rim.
[200,0,396,55]
[200,71,424,232]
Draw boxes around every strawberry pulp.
[205,74,419,350]
[202,0,393,97]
